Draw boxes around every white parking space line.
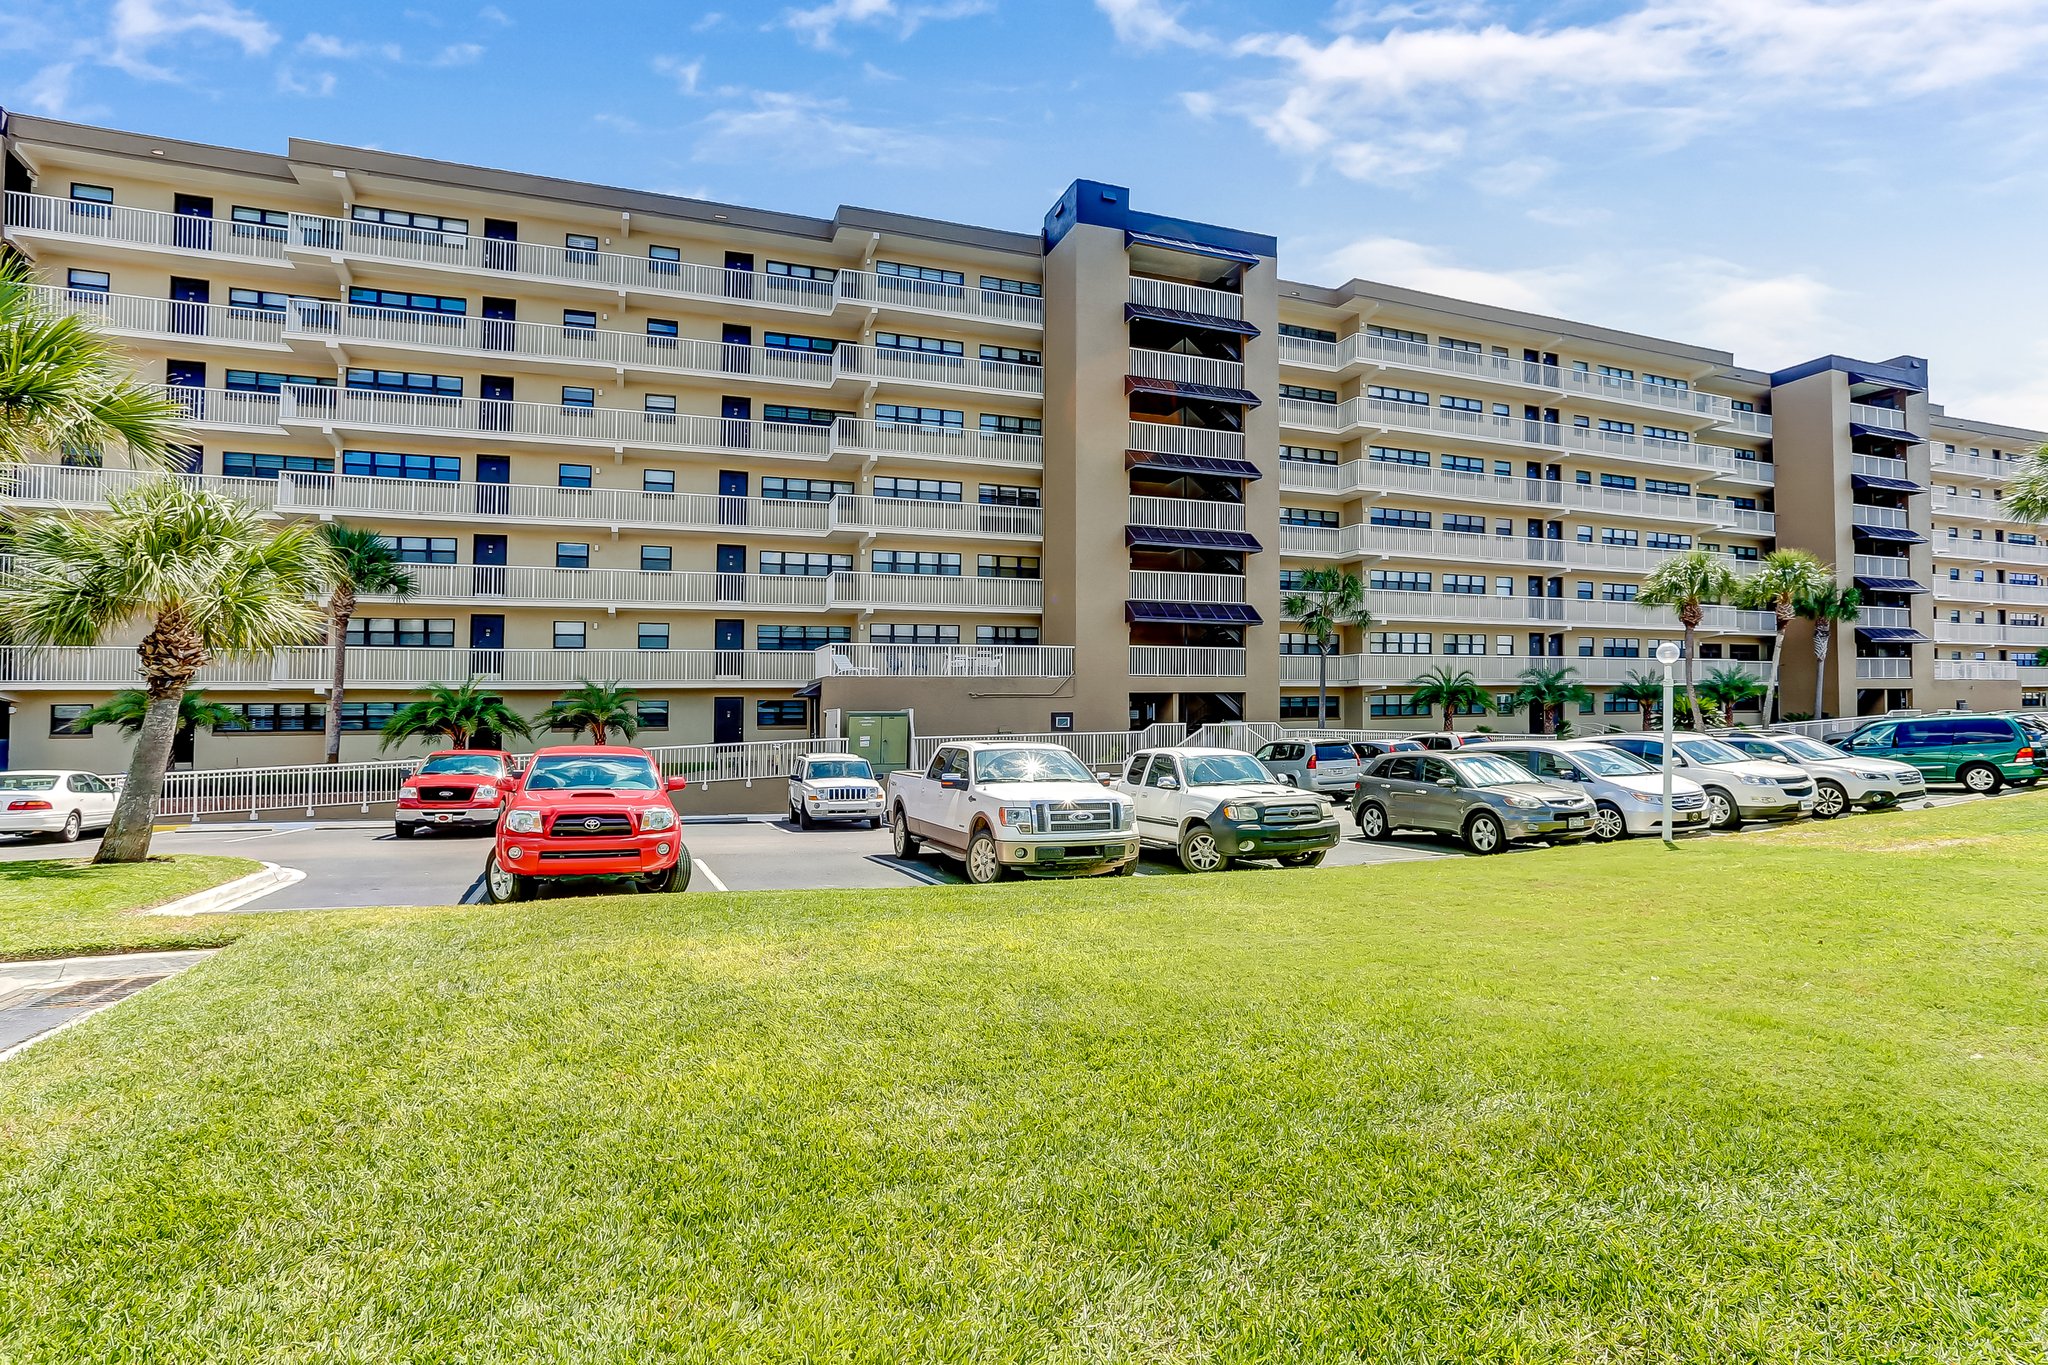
[691,858,728,892]
[874,856,955,886]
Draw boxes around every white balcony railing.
[1932,621,2048,647]
[1277,654,1769,688]
[826,572,1042,612]
[815,643,1072,679]
[0,645,819,689]
[1930,494,2009,522]
[832,417,1044,468]
[1934,659,2021,681]
[1127,495,1247,531]
[4,191,291,264]
[1279,459,1772,533]
[1930,447,2010,481]
[1852,453,1911,481]
[1362,591,1773,635]
[835,269,1043,329]
[3,462,281,510]
[1130,277,1244,320]
[828,494,1043,539]
[1128,347,1246,391]
[276,471,835,534]
[1279,523,1755,576]
[1849,503,1912,530]
[162,387,287,431]
[362,563,833,610]
[33,285,289,348]
[833,342,1043,396]
[1854,657,1916,680]
[1127,421,1248,462]
[1129,571,1249,603]
[1856,605,1916,629]
[1852,553,1919,580]
[1129,646,1248,677]
[1850,402,1916,434]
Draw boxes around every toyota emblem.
[583,817,603,830]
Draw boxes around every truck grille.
[547,811,634,838]
[1261,803,1322,825]
[1041,800,1120,834]
[421,786,475,803]
[1672,792,1706,812]
[1777,779,1815,797]
[819,787,873,802]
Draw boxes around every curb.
[145,862,306,916]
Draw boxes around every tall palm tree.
[1613,670,1667,732]
[73,688,241,769]
[543,680,642,745]
[1796,583,1862,722]
[0,481,332,862]
[1637,549,1743,727]
[1408,665,1492,732]
[1736,548,1830,722]
[379,679,535,752]
[1280,567,1372,729]
[320,524,416,765]
[0,255,188,469]
[2006,443,2048,523]
[1699,665,1766,724]
[1512,663,1593,736]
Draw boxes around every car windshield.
[420,754,504,776]
[522,754,660,791]
[974,747,1095,784]
[1675,736,1751,765]
[1183,753,1273,786]
[0,774,57,791]
[807,759,874,780]
[1569,746,1654,776]
[1775,736,1848,762]
[1448,754,1537,787]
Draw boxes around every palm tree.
[1699,665,1766,723]
[1408,665,1492,732]
[2006,443,2048,523]
[1736,548,1830,722]
[1613,670,1667,732]
[1280,567,1372,729]
[0,255,189,469]
[379,679,535,752]
[1796,583,1862,722]
[320,524,416,765]
[543,680,642,745]
[1512,663,1593,736]
[73,688,241,770]
[1637,549,1742,727]
[0,480,331,862]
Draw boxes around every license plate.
[1682,811,1704,823]
[433,812,455,822]
[1565,816,1589,829]
[1798,798,1816,810]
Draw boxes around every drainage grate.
[29,976,168,1009]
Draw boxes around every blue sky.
[6,0,2048,428]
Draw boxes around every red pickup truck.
[484,746,690,903]
[395,749,518,837]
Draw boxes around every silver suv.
[1252,739,1364,800]
[1462,739,1710,841]
[1603,734,1815,829]
[1354,750,1596,854]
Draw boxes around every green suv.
[1841,714,2041,793]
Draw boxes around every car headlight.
[1503,794,1543,810]
[1850,769,1890,781]
[1738,774,1777,786]
[1626,790,1662,805]
[998,805,1035,832]
[640,806,677,832]
[398,784,418,798]
[1219,803,1256,821]
[1114,802,1134,831]
[505,809,542,834]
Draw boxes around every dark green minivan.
[1842,714,2041,793]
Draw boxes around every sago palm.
[379,679,535,751]
[74,687,242,745]
[1614,669,1667,732]
[1637,549,1742,728]
[2006,443,2048,524]
[1796,583,1862,722]
[1736,548,1830,722]
[320,524,416,764]
[1699,665,1766,722]
[1408,665,1491,732]
[1280,567,1371,729]
[0,480,332,862]
[0,254,189,469]
[544,680,643,745]
[1512,663,1592,736]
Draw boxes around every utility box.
[843,710,913,773]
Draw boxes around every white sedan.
[0,771,119,842]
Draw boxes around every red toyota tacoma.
[485,746,690,903]
[395,749,518,837]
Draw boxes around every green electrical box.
[843,711,913,773]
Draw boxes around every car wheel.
[1590,802,1628,842]
[1463,811,1505,855]
[798,805,816,829]
[1704,788,1741,830]
[1813,780,1849,819]
[1112,857,1138,876]
[1960,762,2002,795]
[1356,802,1390,841]
[868,816,883,830]
[964,829,1004,884]
[891,806,921,858]
[484,852,534,904]
[1278,850,1326,868]
[45,809,83,844]
[1177,823,1227,873]
[636,862,683,894]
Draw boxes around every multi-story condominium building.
[0,110,2041,771]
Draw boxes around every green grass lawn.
[0,854,267,961]
[2,801,2047,1360]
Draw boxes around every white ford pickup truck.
[887,740,1138,883]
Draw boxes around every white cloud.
[107,0,276,77]
[1474,156,1555,197]
[781,0,993,49]
[477,5,513,25]
[652,54,704,95]
[693,10,728,31]
[694,91,969,167]
[299,32,402,61]
[429,42,484,66]
[1095,0,1210,48]
[1310,236,1574,314]
[1675,265,1842,368]
[17,61,77,116]
[275,66,336,97]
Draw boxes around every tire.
[1703,787,1741,831]
[53,810,82,844]
[1177,823,1227,873]
[798,805,816,829]
[484,852,535,904]
[868,816,883,830]
[1960,762,2002,795]
[1112,857,1138,876]
[1356,802,1391,841]
[1813,780,1849,819]
[636,862,683,894]
[891,806,921,858]
[1463,811,1506,855]
[1590,802,1628,843]
[1278,850,1326,868]
[964,829,1004,884]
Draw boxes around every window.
[1602,638,1642,657]
[1366,324,1426,345]
[759,625,851,650]
[1602,583,1639,602]
[633,623,670,651]
[561,386,595,409]
[1597,365,1635,381]
[763,404,843,427]
[978,626,1040,645]
[1438,337,1482,354]
[1371,508,1431,529]
[762,476,853,502]
[553,622,586,650]
[981,414,1042,436]
[563,309,597,332]
[50,704,92,737]
[556,542,591,569]
[1281,384,1339,404]
[229,288,290,314]
[564,233,598,263]
[980,344,1041,366]
[874,551,959,575]
[69,183,114,213]
[227,370,333,393]
[1279,570,1308,592]
[1444,514,1485,534]
[223,451,333,477]
[558,464,593,489]
[1600,473,1638,490]
[346,618,456,647]
[383,536,456,564]
[978,555,1039,578]
[1369,445,1430,467]
[1280,696,1339,720]
[979,484,1040,507]
[1372,693,1431,718]
[1443,633,1486,655]
[1440,395,1484,413]
[875,331,964,356]
[1282,445,1339,465]
[764,332,838,353]
[1602,529,1639,547]
[758,701,808,728]
[231,205,290,233]
[876,477,961,502]
[1279,324,1338,343]
[766,259,837,281]
[1370,632,1432,655]
[1596,419,1636,435]
[648,245,682,274]
[343,451,460,482]
[871,624,959,644]
[1730,545,1760,562]
[1278,632,1318,655]
[640,546,672,573]
[1368,385,1428,405]
[644,395,676,418]
[877,261,963,285]
[1646,532,1693,551]
[981,275,1041,296]
[1644,374,1689,390]
[637,701,670,731]
[761,551,852,576]
[352,205,467,234]
[1370,570,1431,592]
[1645,479,1691,496]
[1443,574,1486,595]
[1281,507,1339,528]
[876,404,962,428]
[214,703,324,734]
[66,269,111,295]
[1442,454,1484,475]
[647,318,680,345]
[346,369,462,397]
[339,702,402,732]
[1643,425,1688,443]
[348,286,466,316]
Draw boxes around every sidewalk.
[0,949,213,1060]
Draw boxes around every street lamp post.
[1657,640,1681,847]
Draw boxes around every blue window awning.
[1854,576,1930,595]
[1126,600,1262,625]
[1852,522,1926,543]
[1847,370,1924,392]
[1851,421,1924,444]
[1126,374,1262,406]
[1856,626,1932,644]
[1126,449,1262,480]
[1124,302,1259,337]
[1125,229,1261,266]
[1126,524,1263,552]
[1851,472,1926,493]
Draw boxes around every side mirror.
[1281,773,1298,786]
[495,775,518,792]
[941,775,968,790]
[1436,777,1458,788]
[1157,776,1181,791]
[666,776,687,792]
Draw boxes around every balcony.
[1280,458,1773,533]
[832,343,1044,397]
[1279,523,1756,575]
[1363,590,1774,635]
[1129,646,1248,677]
[1858,606,1916,630]
[33,285,290,351]
[816,643,1072,679]
[1932,578,2048,607]
[1127,421,1248,462]
[828,494,1043,540]
[163,387,288,433]
[0,645,819,689]
[1129,277,1243,320]
[1929,494,2009,522]
[1277,654,1769,688]
[826,572,1042,612]
[365,563,833,611]
[1127,495,1247,531]
[4,191,294,269]
[5,462,281,511]
[275,471,835,535]
[1128,347,1247,391]
[1850,402,1917,436]
[1853,657,1915,680]
[834,268,1043,330]
[832,417,1043,469]
[1129,571,1249,603]
[1849,502,1913,530]
[1852,453,1911,481]
[1852,553,1918,580]
[1930,447,2010,481]
[1932,621,2048,648]
[1934,659,2021,681]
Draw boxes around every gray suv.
[1354,751,1596,854]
